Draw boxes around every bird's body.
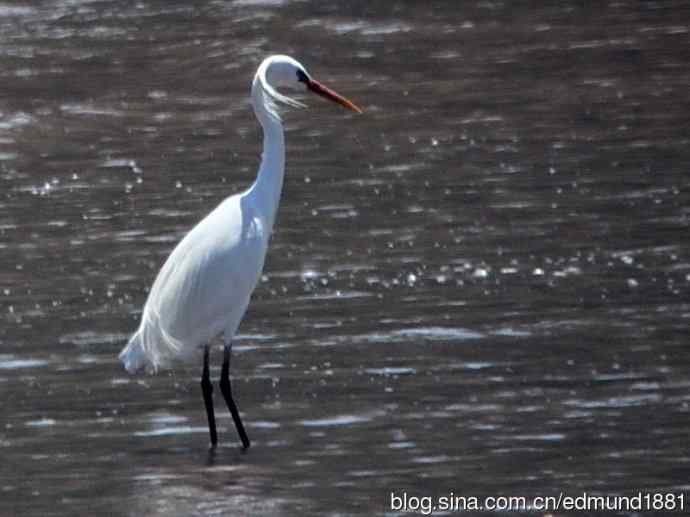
[120,191,269,372]
[119,55,361,448]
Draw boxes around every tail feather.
[119,332,150,373]
[119,311,186,373]
[119,305,201,374]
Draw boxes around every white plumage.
[118,55,361,447]
[120,192,268,372]
[120,65,278,372]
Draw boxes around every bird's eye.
[296,69,309,83]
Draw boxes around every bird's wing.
[143,195,269,347]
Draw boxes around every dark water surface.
[1,1,689,516]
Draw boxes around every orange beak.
[306,79,363,114]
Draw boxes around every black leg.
[219,344,251,449]
[201,345,217,447]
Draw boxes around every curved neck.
[249,83,285,230]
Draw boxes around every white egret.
[119,55,362,448]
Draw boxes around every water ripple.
[0,357,49,369]
[299,415,372,427]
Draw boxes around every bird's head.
[253,55,362,118]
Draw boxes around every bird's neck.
[250,89,286,230]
